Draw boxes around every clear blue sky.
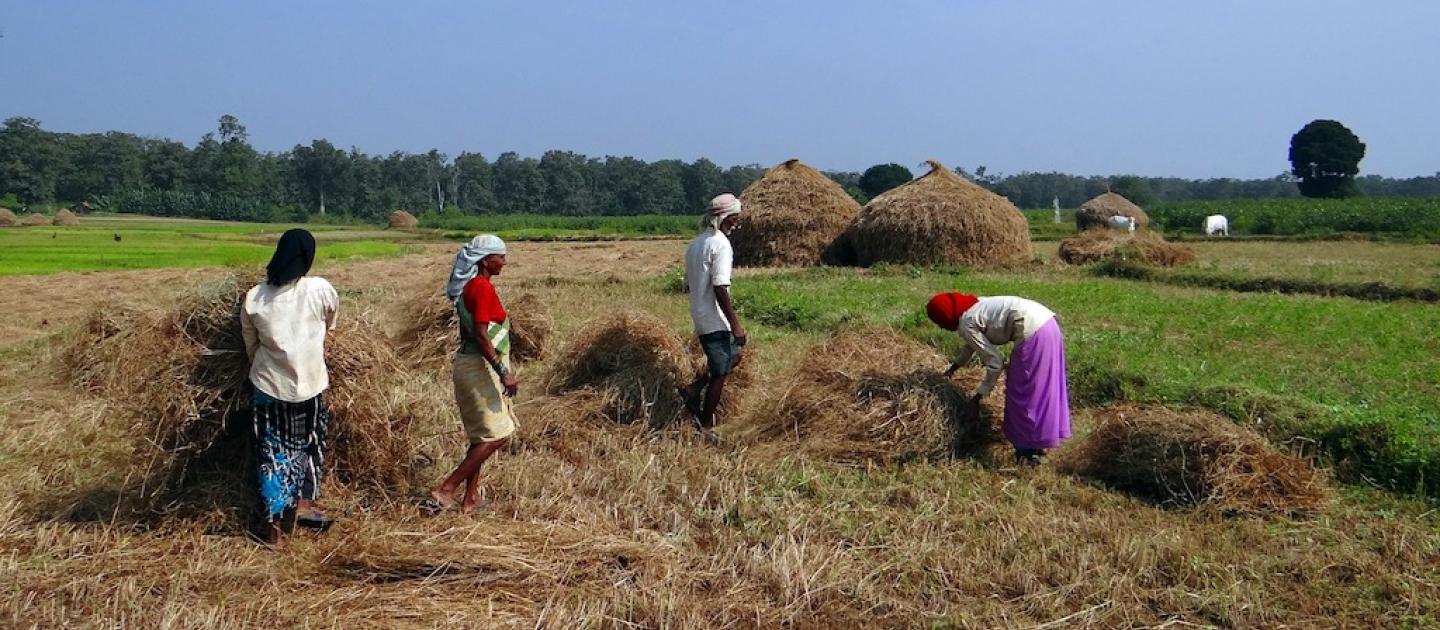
[2,1,1437,178]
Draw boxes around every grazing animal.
[113,232,122,242]
[1204,215,1229,237]
[1106,215,1137,234]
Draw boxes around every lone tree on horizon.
[858,163,914,199]
[1289,119,1366,198]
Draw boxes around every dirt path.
[0,239,685,348]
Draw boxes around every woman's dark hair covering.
[266,228,317,286]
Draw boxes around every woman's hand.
[501,373,518,397]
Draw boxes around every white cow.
[1204,214,1229,237]
[1106,215,1136,234]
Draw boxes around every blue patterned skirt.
[251,388,329,521]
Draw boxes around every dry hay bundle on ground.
[730,158,861,267]
[22,213,53,226]
[395,288,552,370]
[53,209,80,225]
[1076,191,1149,231]
[65,273,426,514]
[837,160,1032,267]
[1056,406,1330,516]
[1057,229,1196,267]
[732,326,1000,463]
[545,311,736,429]
[388,210,418,229]
[0,208,15,226]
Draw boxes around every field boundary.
[1090,259,1440,303]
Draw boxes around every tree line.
[2,115,1437,222]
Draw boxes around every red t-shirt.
[460,276,507,344]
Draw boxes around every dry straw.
[388,210,419,229]
[1076,191,1150,231]
[395,287,552,370]
[1056,406,1330,516]
[731,158,861,267]
[731,326,1000,463]
[1058,229,1196,267]
[22,212,53,226]
[65,273,430,518]
[837,160,1032,267]
[53,209,81,225]
[0,207,17,227]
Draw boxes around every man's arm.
[714,285,745,346]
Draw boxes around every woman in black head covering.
[240,229,340,544]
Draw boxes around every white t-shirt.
[240,276,340,402]
[684,228,734,335]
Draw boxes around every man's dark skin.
[685,214,745,431]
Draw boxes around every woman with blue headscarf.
[240,229,339,544]
[428,234,518,514]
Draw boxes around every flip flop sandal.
[676,386,703,419]
[417,497,454,516]
[296,508,336,532]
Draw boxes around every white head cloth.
[445,234,507,301]
[703,193,742,230]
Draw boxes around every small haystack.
[54,209,81,225]
[544,311,691,428]
[1057,230,1195,267]
[395,288,552,370]
[731,159,861,267]
[0,208,15,227]
[1056,406,1330,516]
[22,213,53,226]
[65,273,429,513]
[1076,192,1149,231]
[732,326,1000,463]
[388,210,418,229]
[838,160,1032,267]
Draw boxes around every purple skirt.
[1003,318,1072,450]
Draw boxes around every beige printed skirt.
[452,352,517,444]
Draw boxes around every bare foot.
[429,488,458,511]
[460,494,481,514]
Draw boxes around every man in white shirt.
[680,193,747,435]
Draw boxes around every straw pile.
[732,326,999,463]
[64,273,427,510]
[1076,192,1149,231]
[388,210,418,229]
[731,159,861,267]
[22,213,52,226]
[1057,230,1196,267]
[1057,406,1330,516]
[54,209,80,225]
[395,288,552,370]
[0,208,15,227]
[837,160,1032,267]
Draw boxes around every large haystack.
[22,213,52,226]
[1057,230,1195,267]
[1056,406,1330,516]
[1076,192,1149,231]
[0,208,15,227]
[837,160,1032,267]
[731,159,861,267]
[54,209,80,225]
[65,273,429,514]
[395,288,552,371]
[388,210,418,229]
[731,326,1000,463]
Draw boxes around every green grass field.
[421,212,696,240]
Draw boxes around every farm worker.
[679,193,747,439]
[428,234,517,514]
[240,228,340,544]
[927,292,1072,466]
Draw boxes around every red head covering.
[926,292,979,331]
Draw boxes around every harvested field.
[1058,229,1196,267]
[1056,405,1331,516]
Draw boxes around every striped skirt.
[251,387,329,521]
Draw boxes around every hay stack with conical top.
[0,208,15,227]
[1076,191,1149,231]
[22,213,53,226]
[837,160,1032,267]
[731,159,861,267]
[388,210,418,229]
[54,209,80,225]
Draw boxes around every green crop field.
[1149,197,1440,238]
